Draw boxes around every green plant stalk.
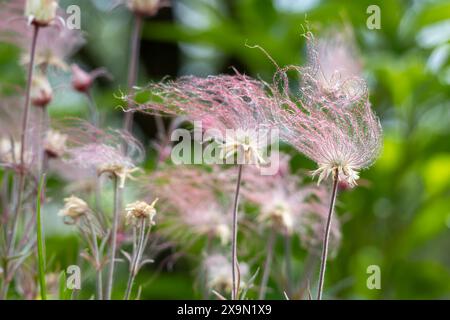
[316,169,339,300]
[231,164,243,300]
[37,174,47,300]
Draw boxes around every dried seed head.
[58,195,90,224]
[31,73,52,108]
[125,199,158,225]
[25,0,58,26]
[44,129,67,158]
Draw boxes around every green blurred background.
[1,0,449,299]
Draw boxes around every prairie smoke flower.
[25,0,58,26]
[240,154,304,235]
[127,72,278,166]
[125,199,158,226]
[58,195,90,224]
[43,129,67,158]
[147,166,232,245]
[126,0,169,16]
[203,254,249,294]
[275,40,382,187]
[64,121,144,188]
[31,73,52,108]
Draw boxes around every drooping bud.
[44,129,67,158]
[58,195,90,224]
[25,0,58,26]
[71,64,93,93]
[31,73,52,108]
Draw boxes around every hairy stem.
[124,218,146,300]
[105,177,121,300]
[316,169,339,300]
[258,228,275,300]
[231,164,243,300]
[123,14,143,134]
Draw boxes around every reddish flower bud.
[31,73,52,108]
[71,64,93,93]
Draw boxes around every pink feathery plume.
[126,71,279,165]
[144,165,232,246]
[273,33,382,186]
[301,29,365,107]
[0,0,85,71]
[61,119,144,187]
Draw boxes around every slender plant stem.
[231,164,243,300]
[86,90,99,127]
[7,25,39,251]
[124,218,146,300]
[105,177,121,300]
[1,25,40,300]
[316,169,339,300]
[87,217,103,300]
[36,175,47,300]
[258,228,275,300]
[123,14,143,134]
[284,234,293,296]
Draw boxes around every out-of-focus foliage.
[0,0,449,299]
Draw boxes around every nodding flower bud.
[127,0,162,17]
[31,73,52,108]
[71,64,112,93]
[71,64,93,93]
[25,0,58,26]
[125,199,158,225]
[58,195,90,224]
[44,129,67,158]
